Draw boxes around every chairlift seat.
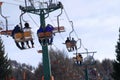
[7,30,13,35]
[38,32,52,38]
[0,30,12,36]
[66,42,71,48]
[38,32,44,38]
[24,31,33,41]
[45,32,52,37]
[53,26,65,33]
[14,33,23,42]
[76,56,83,61]
[24,31,31,37]
[14,31,33,42]
[70,40,76,46]
[66,42,73,52]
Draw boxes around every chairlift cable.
[27,13,39,27]
[58,33,64,41]
[64,8,78,39]
[52,43,60,50]
[63,8,71,23]
[81,42,87,52]
[48,16,65,41]
[64,9,79,39]
[52,43,69,55]
[48,17,56,26]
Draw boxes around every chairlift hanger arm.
[69,21,74,38]
[57,8,63,28]
[21,11,28,23]
[22,14,27,23]
[20,12,26,29]
[77,38,82,50]
[0,14,8,30]
[0,5,8,32]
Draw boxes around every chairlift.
[72,38,82,64]
[14,31,33,42]
[64,38,77,52]
[0,3,11,36]
[14,12,33,42]
[37,24,54,46]
[64,21,77,52]
[38,31,52,39]
[73,53,83,65]
[73,49,97,65]
[0,21,12,36]
[53,5,65,33]
[12,12,34,49]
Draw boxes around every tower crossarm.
[19,1,63,15]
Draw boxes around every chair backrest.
[14,31,33,42]
[14,33,23,42]
[38,33,45,38]
[45,32,52,37]
[38,32,52,38]
[24,31,31,37]
[66,42,71,48]
[53,26,65,33]
[24,31,33,41]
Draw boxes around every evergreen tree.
[0,37,11,80]
[111,28,120,80]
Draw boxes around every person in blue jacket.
[45,24,54,44]
[37,26,44,44]
[37,24,54,45]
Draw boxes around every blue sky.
[0,0,120,67]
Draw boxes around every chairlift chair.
[64,37,77,52]
[12,12,34,49]
[16,12,33,42]
[14,31,33,42]
[0,4,11,36]
[73,53,83,65]
[53,6,65,33]
[64,21,77,52]
[38,31,52,39]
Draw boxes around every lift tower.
[19,1,63,80]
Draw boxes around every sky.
[0,0,120,67]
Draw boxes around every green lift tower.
[19,1,63,80]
